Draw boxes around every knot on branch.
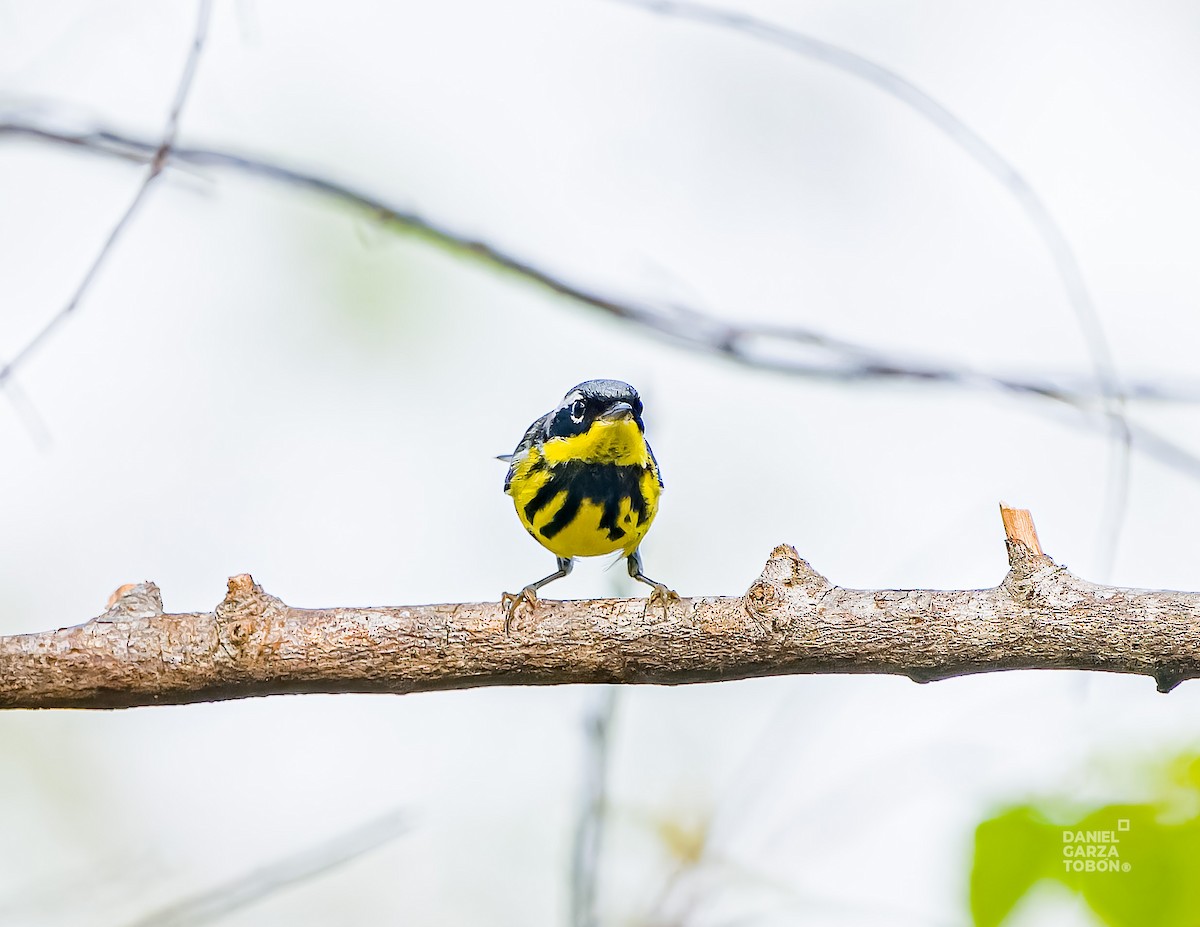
[745,544,832,630]
[1155,666,1186,695]
[217,574,277,617]
[101,582,163,620]
[1005,538,1055,573]
[1002,552,1077,607]
[215,574,284,654]
[998,505,1089,609]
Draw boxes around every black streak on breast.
[524,462,649,542]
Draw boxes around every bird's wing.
[503,412,551,493]
[648,440,664,489]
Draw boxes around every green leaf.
[970,805,1057,927]
[1072,804,1200,927]
[969,753,1200,927]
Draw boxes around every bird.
[499,379,677,628]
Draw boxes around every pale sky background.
[1,1,1199,925]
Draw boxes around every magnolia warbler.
[500,379,677,625]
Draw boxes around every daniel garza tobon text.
[1061,826,1132,874]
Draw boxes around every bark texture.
[2,510,1198,709]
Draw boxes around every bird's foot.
[500,585,540,635]
[645,583,681,620]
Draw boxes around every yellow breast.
[506,423,662,559]
[539,419,651,467]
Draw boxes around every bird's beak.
[599,401,634,422]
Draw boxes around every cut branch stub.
[1001,503,1044,561]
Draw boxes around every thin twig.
[4,115,1200,484]
[0,370,52,449]
[600,0,1123,408]
[4,117,1199,418]
[570,688,618,927]
[0,0,212,389]
[123,808,408,927]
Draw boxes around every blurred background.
[2,1,1200,924]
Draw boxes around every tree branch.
[1,507,1196,709]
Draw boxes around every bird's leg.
[627,549,679,617]
[502,557,573,634]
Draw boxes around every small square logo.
[1117,818,1130,832]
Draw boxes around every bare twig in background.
[602,0,1133,573]
[6,117,1200,483]
[639,806,714,926]
[2,134,1199,519]
[1,2,1187,554]
[3,507,1200,710]
[570,688,618,927]
[0,118,1174,409]
[0,0,212,390]
[0,376,52,448]
[600,0,1125,420]
[2,8,1196,495]
[123,808,408,927]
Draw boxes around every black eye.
[570,399,587,423]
